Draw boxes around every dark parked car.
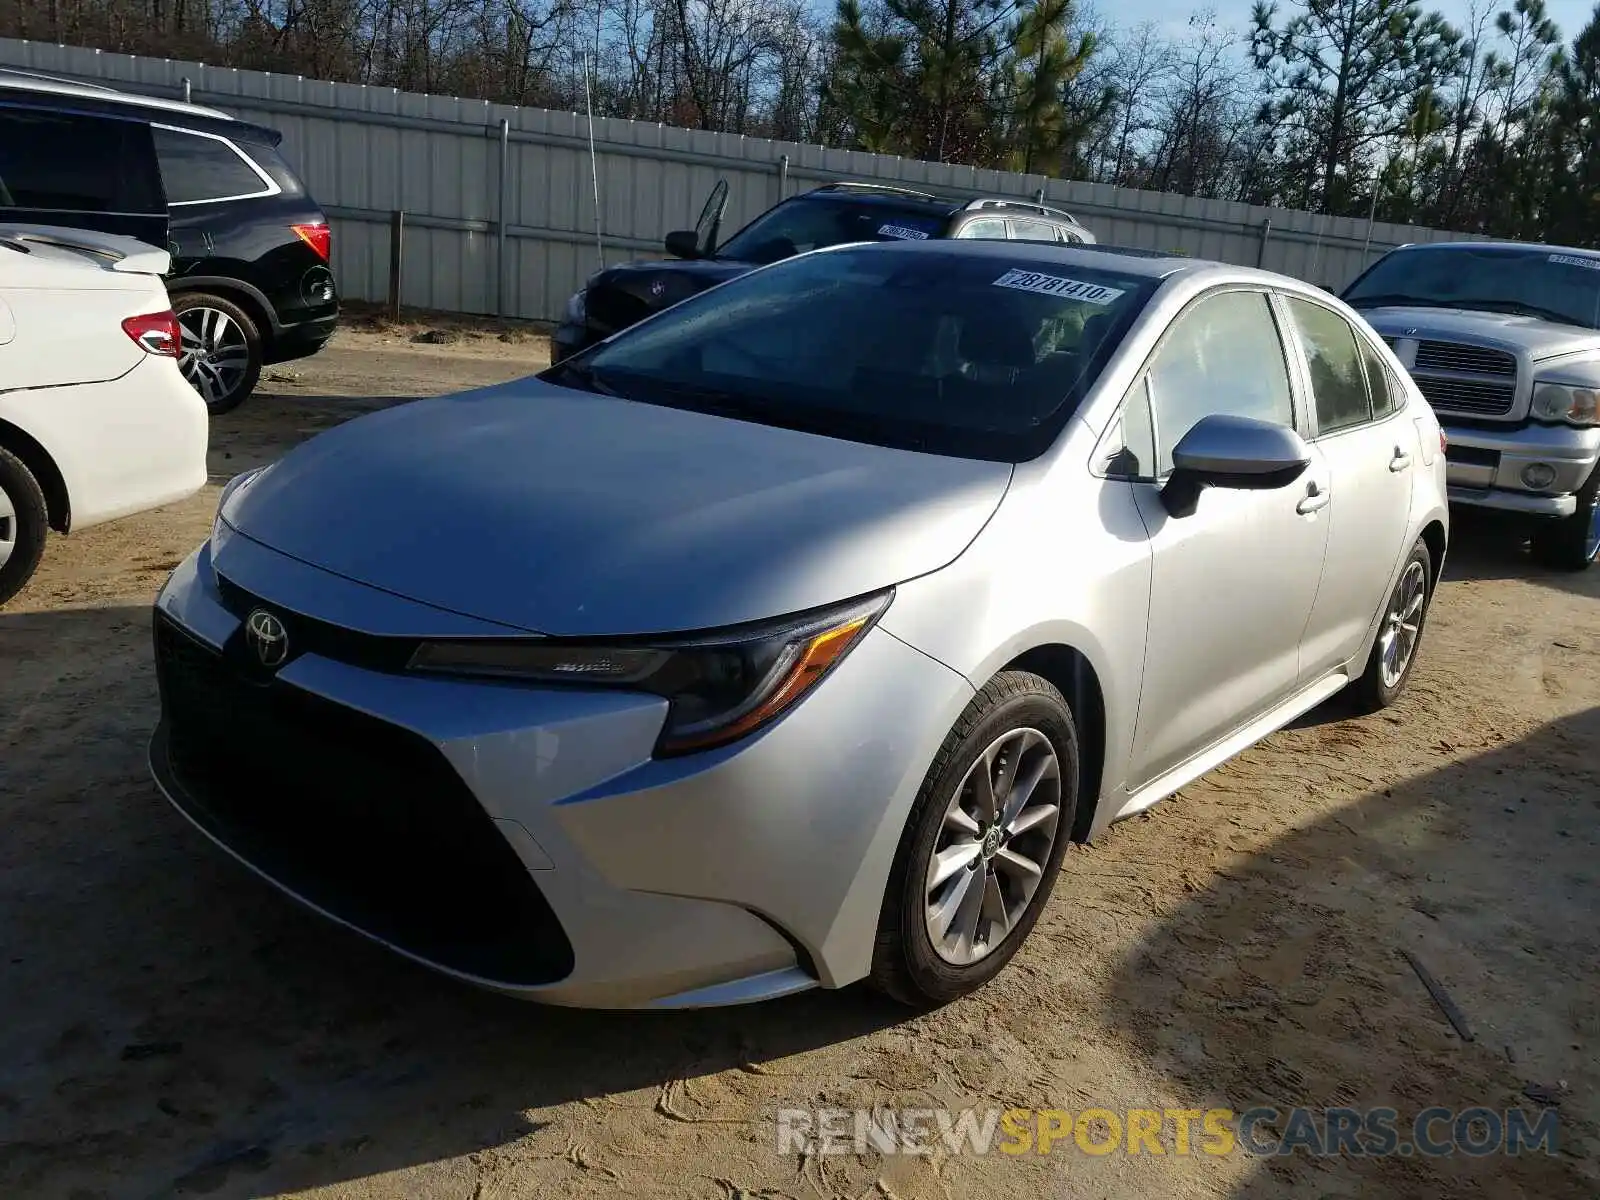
[0,69,338,413]
[551,180,1098,361]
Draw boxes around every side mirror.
[664,229,701,260]
[1161,414,1311,518]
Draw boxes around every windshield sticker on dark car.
[878,224,932,240]
[993,269,1125,304]
[1548,253,1600,271]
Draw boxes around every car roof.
[825,236,1270,284]
[0,69,283,144]
[1380,239,1600,260]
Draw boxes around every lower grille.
[152,612,575,986]
[1415,375,1516,417]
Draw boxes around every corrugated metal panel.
[0,36,1493,321]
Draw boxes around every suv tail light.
[291,222,331,262]
[122,310,180,357]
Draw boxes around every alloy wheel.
[0,481,15,570]
[178,306,252,409]
[1378,559,1428,689]
[924,727,1062,966]
[1586,497,1600,564]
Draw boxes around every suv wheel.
[0,447,49,607]
[173,292,262,415]
[1530,467,1600,572]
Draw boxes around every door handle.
[1296,482,1331,515]
[1389,446,1412,472]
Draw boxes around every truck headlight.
[407,590,893,756]
[1531,382,1598,426]
[564,289,586,324]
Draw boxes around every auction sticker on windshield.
[878,224,932,240]
[1549,253,1600,271]
[994,269,1125,304]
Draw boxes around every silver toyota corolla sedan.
[149,239,1449,1010]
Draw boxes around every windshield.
[713,197,951,265]
[551,244,1158,462]
[1344,246,1600,330]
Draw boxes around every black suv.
[0,69,338,413]
[552,181,1097,361]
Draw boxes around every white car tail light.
[122,310,181,357]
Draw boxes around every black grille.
[1415,376,1516,416]
[152,612,575,986]
[584,286,654,335]
[1414,340,1517,377]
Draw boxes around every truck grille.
[1414,376,1516,416]
[152,612,575,987]
[1414,340,1517,377]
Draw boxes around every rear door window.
[1358,335,1402,419]
[152,126,275,204]
[1283,296,1375,435]
[0,105,164,213]
[1009,218,1057,243]
[957,217,1008,240]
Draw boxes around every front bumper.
[1441,419,1600,518]
[149,533,972,1008]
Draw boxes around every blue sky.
[1106,0,1597,43]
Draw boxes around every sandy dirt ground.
[1,322,1597,1200]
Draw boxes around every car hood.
[1356,305,1600,361]
[220,380,1013,637]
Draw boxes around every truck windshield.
[1343,246,1600,330]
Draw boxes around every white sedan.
[0,225,208,605]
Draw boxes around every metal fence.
[0,37,1481,323]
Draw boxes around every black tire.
[1529,466,1600,572]
[0,446,49,607]
[171,291,263,416]
[1349,537,1434,713]
[869,670,1080,1008]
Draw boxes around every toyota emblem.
[244,608,289,668]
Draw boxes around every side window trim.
[1266,290,1318,439]
[152,122,281,206]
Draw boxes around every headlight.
[408,589,893,756]
[1531,382,1598,425]
[564,289,586,324]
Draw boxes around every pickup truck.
[1343,241,1599,570]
